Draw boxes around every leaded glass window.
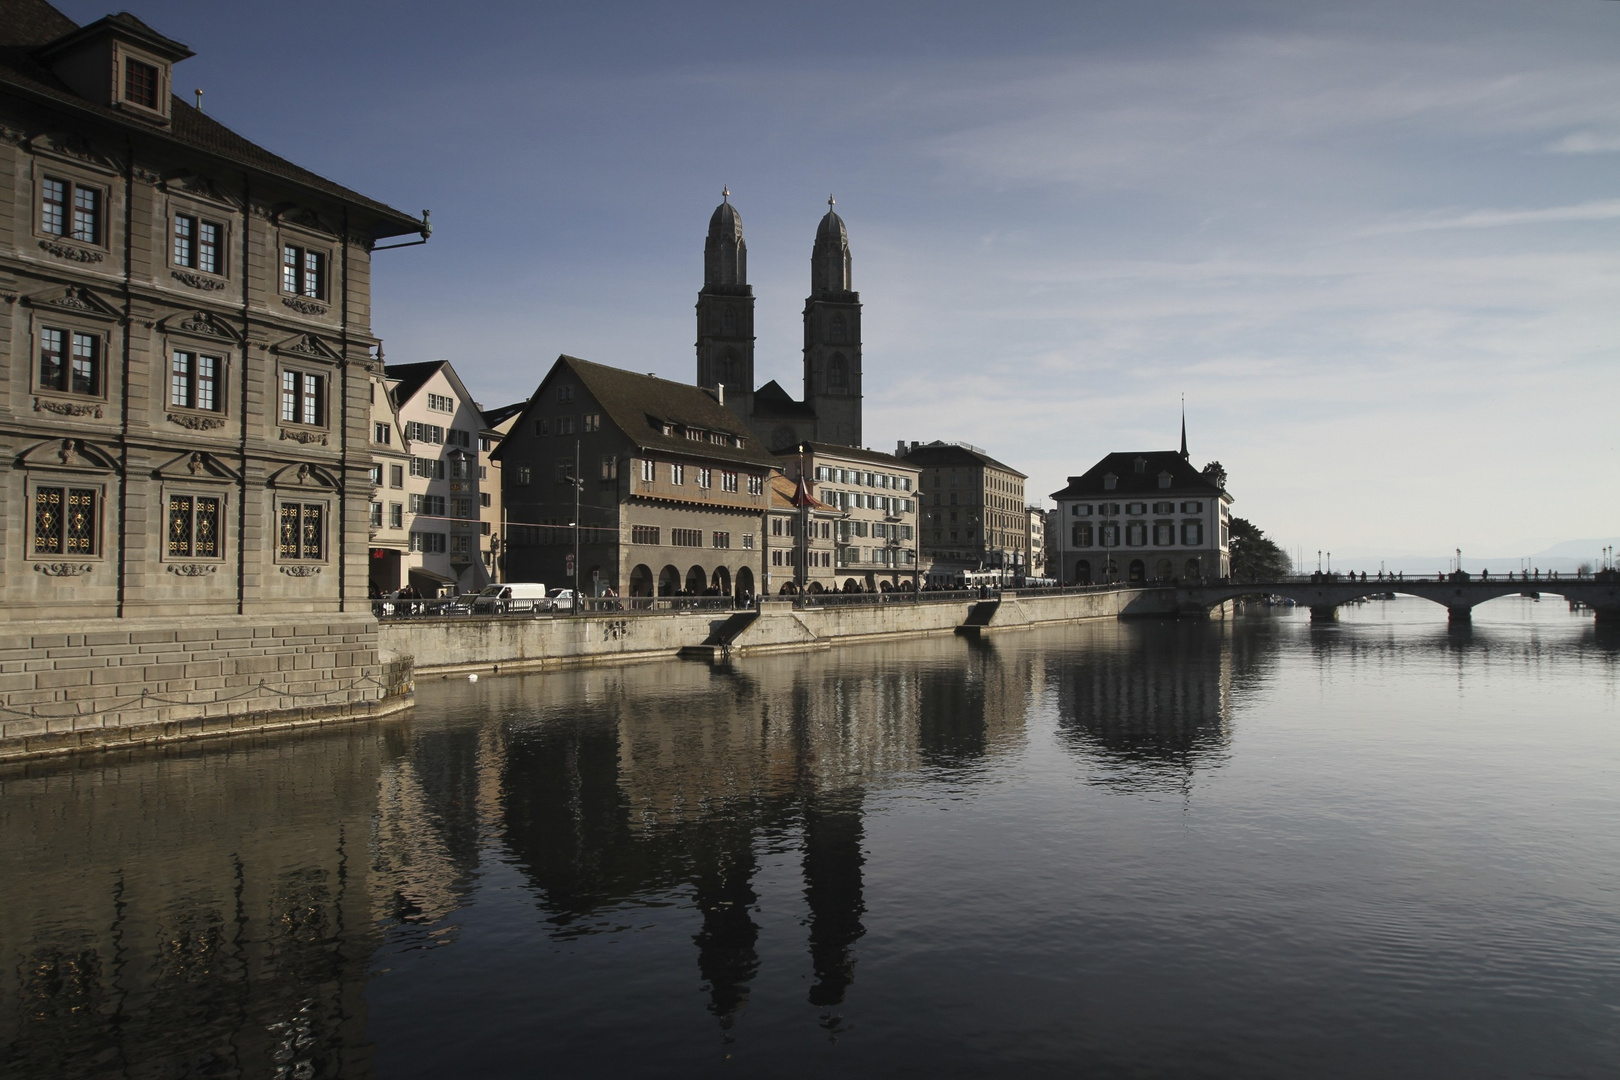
[35,486,96,556]
[168,495,220,558]
[279,502,324,560]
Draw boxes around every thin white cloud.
[1364,200,1620,235]
[1545,130,1620,154]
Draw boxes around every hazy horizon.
[62,0,1620,558]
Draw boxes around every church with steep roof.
[695,192,863,452]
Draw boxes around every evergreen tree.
[1228,517,1291,582]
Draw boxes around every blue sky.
[70,0,1620,562]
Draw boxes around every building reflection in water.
[1049,619,1274,791]
[495,636,1029,1029]
[0,633,1043,1067]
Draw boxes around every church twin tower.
[695,191,863,451]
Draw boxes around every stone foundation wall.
[0,615,410,762]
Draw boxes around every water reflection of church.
[0,637,1048,1060]
[497,642,1035,1026]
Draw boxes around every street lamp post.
[573,439,581,615]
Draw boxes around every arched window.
[829,353,848,389]
[830,314,845,343]
[719,349,738,385]
[722,306,737,334]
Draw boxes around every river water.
[2,597,1618,1079]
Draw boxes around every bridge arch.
[1170,577,1620,624]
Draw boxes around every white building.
[1049,447,1231,585]
[384,361,487,596]
[366,365,411,594]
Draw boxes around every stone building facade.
[0,2,426,755]
[1049,448,1232,585]
[895,440,1029,585]
[696,193,863,452]
[496,354,778,600]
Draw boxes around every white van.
[473,582,548,614]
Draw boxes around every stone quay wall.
[0,615,411,763]
[380,588,1163,677]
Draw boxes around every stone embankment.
[381,587,1182,678]
[0,614,412,763]
[0,588,1183,761]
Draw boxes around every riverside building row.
[492,356,925,599]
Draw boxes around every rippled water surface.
[4,597,1619,1078]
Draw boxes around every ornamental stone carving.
[39,240,103,263]
[45,287,96,310]
[279,428,328,446]
[34,563,93,576]
[167,412,226,430]
[282,296,328,316]
[167,563,217,576]
[35,398,104,418]
[171,269,227,291]
[178,313,230,337]
[279,565,322,577]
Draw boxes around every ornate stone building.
[0,1,426,754]
[695,192,863,452]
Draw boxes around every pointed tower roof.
[1180,403,1189,459]
[816,195,848,243]
[810,195,853,296]
[708,186,744,242]
[704,187,748,288]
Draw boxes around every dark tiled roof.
[480,401,527,430]
[781,441,917,470]
[896,440,1025,477]
[752,379,817,419]
[383,361,445,408]
[495,355,777,469]
[0,0,422,237]
[1049,450,1226,501]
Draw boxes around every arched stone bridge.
[1173,577,1620,623]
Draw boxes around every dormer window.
[1158,472,1173,489]
[124,58,159,108]
[1103,473,1117,491]
[37,15,193,126]
[1134,457,1147,473]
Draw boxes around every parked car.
[438,592,478,616]
[546,588,577,613]
[473,582,549,614]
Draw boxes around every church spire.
[697,191,756,418]
[1180,397,1189,459]
[705,188,747,287]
